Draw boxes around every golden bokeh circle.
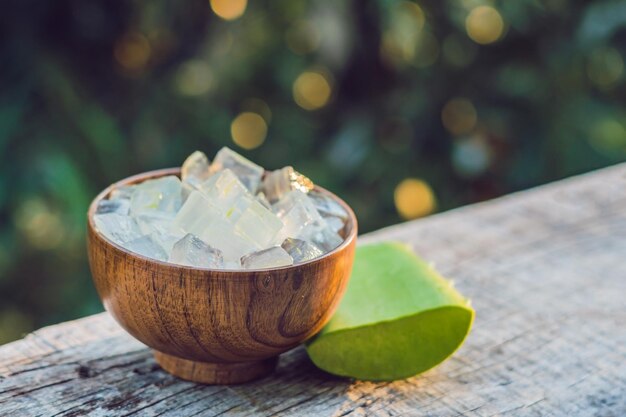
[231,112,267,150]
[465,6,504,45]
[293,71,332,110]
[394,178,436,220]
[210,0,247,21]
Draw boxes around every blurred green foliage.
[0,0,624,344]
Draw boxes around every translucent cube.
[125,235,168,261]
[209,147,264,193]
[174,186,269,261]
[169,234,224,268]
[198,169,253,222]
[94,213,142,245]
[234,200,283,249]
[134,210,183,255]
[273,191,325,242]
[134,211,176,236]
[151,231,185,256]
[256,192,272,209]
[181,151,211,189]
[199,219,258,261]
[130,176,183,216]
[272,190,321,219]
[324,216,345,234]
[262,166,314,203]
[109,185,135,200]
[171,191,222,238]
[281,238,323,263]
[301,224,344,252]
[96,199,130,215]
[308,191,348,220]
[241,247,293,269]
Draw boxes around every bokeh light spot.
[466,6,504,45]
[176,60,214,96]
[114,32,151,71]
[589,119,626,156]
[14,198,65,251]
[587,47,624,88]
[380,1,435,68]
[394,178,436,220]
[394,1,425,39]
[442,98,477,136]
[210,0,247,21]
[293,70,332,110]
[452,135,491,178]
[231,112,268,150]
[393,1,426,60]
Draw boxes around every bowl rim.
[87,167,358,274]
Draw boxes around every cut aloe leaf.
[306,241,474,381]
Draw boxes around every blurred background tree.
[0,0,624,344]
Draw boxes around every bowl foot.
[153,350,278,384]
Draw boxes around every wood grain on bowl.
[87,168,357,384]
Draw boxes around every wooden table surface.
[1,165,625,416]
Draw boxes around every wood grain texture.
[86,168,357,384]
[1,164,626,416]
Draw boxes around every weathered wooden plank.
[1,164,626,416]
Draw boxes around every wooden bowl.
[87,168,357,384]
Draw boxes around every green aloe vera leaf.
[306,241,474,381]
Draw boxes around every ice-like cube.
[96,199,130,215]
[94,213,142,245]
[171,191,221,237]
[181,151,211,189]
[241,247,293,269]
[134,211,176,236]
[281,238,323,263]
[173,188,261,261]
[169,234,224,268]
[130,176,183,216]
[272,190,320,219]
[209,147,264,193]
[273,191,325,241]
[125,235,168,261]
[109,185,135,200]
[305,192,347,237]
[234,200,283,249]
[151,231,185,255]
[262,166,314,203]
[256,192,272,210]
[181,182,195,203]
[199,169,253,222]
[324,216,345,234]
[302,225,344,252]
[199,219,258,261]
[134,211,183,254]
[277,205,318,241]
[308,191,348,220]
